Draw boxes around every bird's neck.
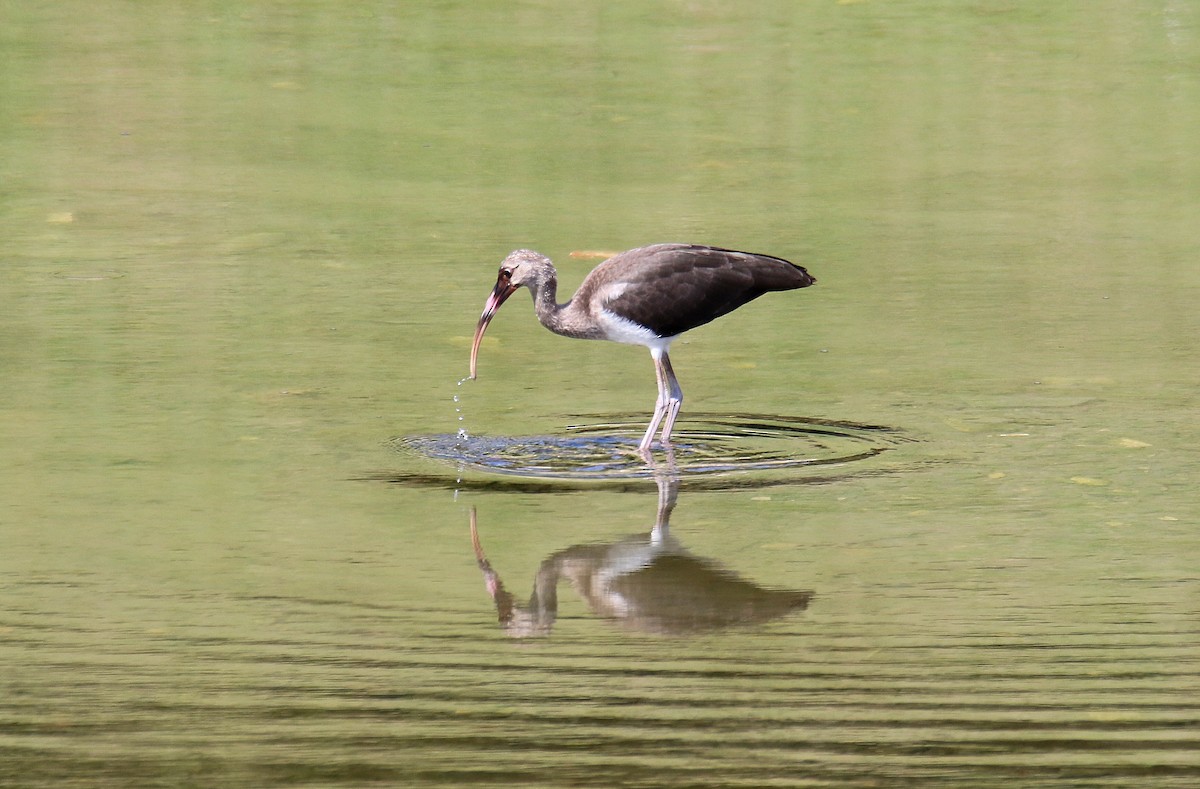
[530,278,597,339]
[530,276,560,325]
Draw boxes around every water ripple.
[392,413,915,488]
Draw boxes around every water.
[400,414,909,482]
[3,2,1199,786]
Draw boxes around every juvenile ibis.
[468,243,815,452]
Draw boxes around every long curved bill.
[468,278,518,379]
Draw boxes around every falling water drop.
[452,381,471,488]
[453,380,471,443]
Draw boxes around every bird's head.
[469,250,552,379]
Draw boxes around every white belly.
[597,308,675,352]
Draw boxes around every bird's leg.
[657,351,684,445]
[638,349,672,452]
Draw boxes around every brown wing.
[589,244,814,338]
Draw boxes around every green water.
[2,2,1198,786]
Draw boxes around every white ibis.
[468,243,815,452]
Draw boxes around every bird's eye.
[499,268,512,281]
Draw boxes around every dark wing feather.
[593,244,814,338]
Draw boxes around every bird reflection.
[469,470,812,637]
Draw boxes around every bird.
[468,243,815,453]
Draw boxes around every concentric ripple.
[395,413,913,487]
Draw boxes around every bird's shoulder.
[589,244,760,289]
